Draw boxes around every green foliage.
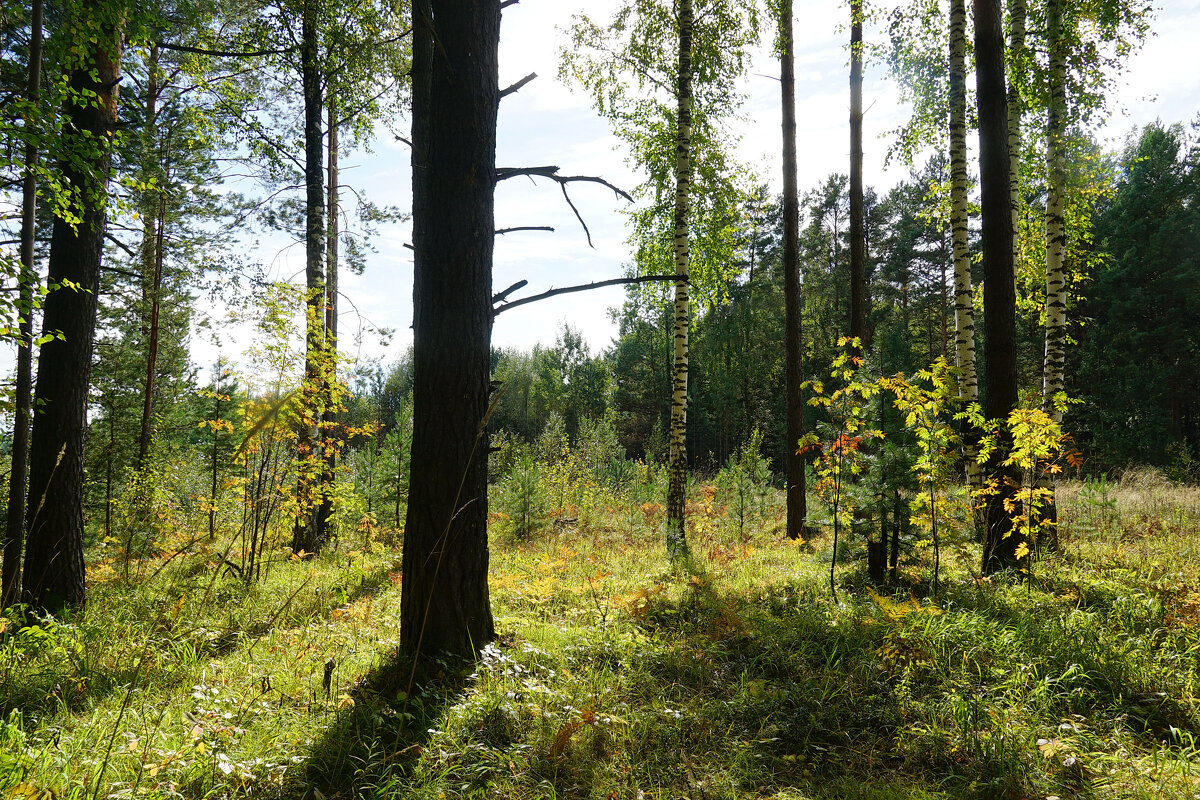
[802,338,885,596]
[881,358,962,594]
[497,448,549,541]
[1074,123,1200,472]
[561,0,760,306]
[716,428,773,541]
[6,478,1200,799]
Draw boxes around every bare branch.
[500,72,537,99]
[103,232,138,259]
[501,0,520,8]
[492,280,528,304]
[101,263,144,282]
[496,226,553,235]
[494,274,685,316]
[495,166,632,247]
[157,41,294,58]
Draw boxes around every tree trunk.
[292,0,328,555]
[317,91,339,543]
[850,0,883,583]
[780,0,807,541]
[950,0,983,508]
[401,0,498,661]
[209,367,222,541]
[666,0,693,561]
[1007,0,1027,284]
[3,0,43,609]
[24,4,122,612]
[973,0,1023,575]
[136,45,162,469]
[137,200,166,468]
[849,0,867,350]
[1040,0,1067,552]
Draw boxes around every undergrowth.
[1,475,1198,800]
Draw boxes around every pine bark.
[317,94,339,541]
[665,0,693,561]
[973,0,1024,575]
[1006,0,1027,278]
[3,0,43,608]
[24,4,122,612]
[849,0,867,350]
[136,45,162,469]
[780,0,807,541]
[401,0,498,660]
[949,0,983,504]
[292,0,328,555]
[1040,0,1067,551]
[849,0,883,582]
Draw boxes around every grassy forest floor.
[2,471,1199,800]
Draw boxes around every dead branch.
[157,42,294,58]
[494,165,632,247]
[496,226,554,235]
[492,280,528,304]
[500,72,537,99]
[494,274,685,316]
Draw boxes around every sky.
[194,0,1200,375]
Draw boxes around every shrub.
[499,448,549,539]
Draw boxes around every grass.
[2,471,1199,800]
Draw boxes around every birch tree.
[1035,0,1149,548]
[886,0,982,500]
[563,0,758,560]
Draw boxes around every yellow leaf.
[1037,738,1066,758]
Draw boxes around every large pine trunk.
[23,4,121,612]
[1007,0,1027,277]
[949,0,982,507]
[401,0,498,660]
[973,0,1024,575]
[3,0,43,608]
[665,0,693,561]
[136,45,162,469]
[292,0,329,555]
[317,94,339,542]
[849,0,883,583]
[780,0,807,541]
[849,0,867,349]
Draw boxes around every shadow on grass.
[0,558,400,727]
[266,647,468,800]
[245,565,1198,800]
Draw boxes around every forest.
[1,0,1199,798]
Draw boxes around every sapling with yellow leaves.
[961,395,1075,575]
[881,358,962,596]
[800,338,884,600]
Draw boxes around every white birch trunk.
[666,0,693,560]
[949,0,981,497]
[1042,0,1067,420]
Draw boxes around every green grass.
[3,473,1200,800]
